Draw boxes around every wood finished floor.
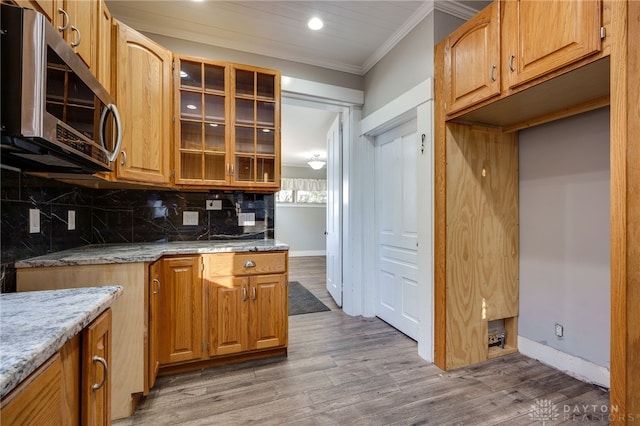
[115,256,609,425]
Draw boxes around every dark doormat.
[288,281,331,315]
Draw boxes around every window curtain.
[281,178,327,192]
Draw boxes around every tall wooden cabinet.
[438,1,640,422]
[112,20,172,185]
[436,0,608,370]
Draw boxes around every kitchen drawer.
[205,252,286,276]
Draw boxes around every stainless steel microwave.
[0,3,122,173]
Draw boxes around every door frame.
[360,78,434,362]
[281,76,363,315]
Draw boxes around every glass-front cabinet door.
[175,56,229,185]
[231,65,281,189]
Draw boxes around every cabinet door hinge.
[600,26,606,40]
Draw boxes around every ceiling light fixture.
[307,17,324,31]
[307,154,325,170]
[186,104,197,110]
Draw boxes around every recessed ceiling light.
[262,129,271,133]
[307,17,324,31]
[209,123,218,127]
[186,104,197,110]
[180,71,188,78]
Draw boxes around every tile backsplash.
[0,168,274,292]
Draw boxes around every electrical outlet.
[29,209,40,233]
[206,199,222,211]
[555,323,564,338]
[183,211,199,226]
[68,210,76,230]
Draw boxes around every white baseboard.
[518,336,610,388]
[288,250,326,257]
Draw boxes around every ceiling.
[106,1,487,167]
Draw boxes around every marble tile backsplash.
[0,168,274,292]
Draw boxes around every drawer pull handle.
[92,356,108,391]
[244,260,256,268]
[152,278,161,295]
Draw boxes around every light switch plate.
[68,210,76,230]
[183,211,199,226]
[29,209,40,233]
[238,212,256,227]
[206,199,222,211]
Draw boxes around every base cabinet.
[0,309,112,426]
[207,273,287,356]
[149,251,288,383]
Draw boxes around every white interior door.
[326,115,342,306]
[374,120,419,339]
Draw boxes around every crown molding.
[361,1,436,75]
[434,0,481,20]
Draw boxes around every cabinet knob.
[91,356,108,391]
[243,260,256,268]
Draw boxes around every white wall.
[275,166,327,257]
[519,107,610,384]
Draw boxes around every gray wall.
[142,33,363,90]
[519,107,610,368]
[275,166,326,256]
[363,14,434,116]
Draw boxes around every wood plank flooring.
[115,256,609,425]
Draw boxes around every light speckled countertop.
[15,239,289,268]
[0,286,122,399]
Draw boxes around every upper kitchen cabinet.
[173,59,281,191]
[502,0,602,89]
[12,0,104,79]
[174,56,230,186]
[95,0,112,91]
[230,65,281,190]
[112,20,172,185]
[444,1,501,114]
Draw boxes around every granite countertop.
[15,239,289,268]
[0,286,123,399]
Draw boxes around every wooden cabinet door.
[64,0,95,69]
[148,260,162,389]
[445,2,500,114]
[230,65,281,190]
[96,0,112,91]
[206,276,249,356]
[114,20,172,184]
[503,0,601,88]
[249,274,287,350]
[174,56,230,186]
[81,308,112,426]
[159,257,203,365]
[12,0,63,29]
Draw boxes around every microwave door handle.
[99,103,123,163]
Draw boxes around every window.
[277,178,327,204]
